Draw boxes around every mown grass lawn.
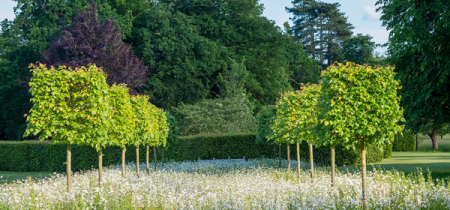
[0,171,55,184]
[338,152,450,181]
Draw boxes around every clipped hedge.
[0,133,384,172]
[393,130,415,151]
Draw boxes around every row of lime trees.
[257,62,403,207]
[24,62,403,208]
[23,63,169,192]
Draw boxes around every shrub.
[172,93,256,136]
[393,129,415,151]
[383,141,393,159]
[0,133,384,172]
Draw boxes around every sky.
[0,0,388,54]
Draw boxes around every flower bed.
[1,159,449,209]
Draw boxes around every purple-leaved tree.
[42,1,147,94]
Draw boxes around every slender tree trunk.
[428,131,439,150]
[279,144,282,168]
[287,143,291,170]
[98,145,102,186]
[122,148,125,177]
[361,140,367,208]
[309,142,314,183]
[67,142,72,193]
[416,134,418,151]
[154,146,157,170]
[331,146,335,188]
[162,147,164,167]
[320,17,323,65]
[146,145,150,173]
[273,145,276,161]
[136,146,139,178]
[296,141,300,177]
[328,28,332,65]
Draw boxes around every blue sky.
[0,0,388,53]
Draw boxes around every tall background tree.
[42,2,148,95]
[341,34,376,65]
[287,0,354,67]
[0,0,323,139]
[376,0,450,150]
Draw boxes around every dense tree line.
[0,0,322,140]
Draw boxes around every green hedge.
[393,130,415,151]
[0,133,384,172]
[383,141,393,159]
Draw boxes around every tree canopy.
[43,3,147,95]
[376,0,450,149]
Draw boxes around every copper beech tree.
[315,62,403,207]
[42,2,147,95]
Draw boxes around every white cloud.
[363,5,381,21]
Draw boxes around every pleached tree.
[297,84,321,183]
[24,64,110,192]
[316,62,403,207]
[108,84,135,177]
[269,91,304,173]
[130,95,152,177]
[143,104,169,173]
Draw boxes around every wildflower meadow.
[1,159,449,209]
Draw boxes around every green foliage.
[152,107,169,147]
[137,3,228,109]
[24,64,110,150]
[376,0,450,135]
[287,0,354,66]
[315,62,404,149]
[383,141,393,159]
[269,91,303,144]
[393,130,416,152]
[256,106,277,145]
[130,95,152,147]
[0,134,383,172]
[297,84,321,144]
[0,0,133,140]
[165,113,179,149]
[342,34,376,65]
[172,93,256,136]
[108,84,134,150]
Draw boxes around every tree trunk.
[320,17,323,65]
[296,141,300,177]
[162,147,165,167]
[428,131,439,150]
[136,146,139,178]
[361,140,367,208]
[67,142,72,193]
[416,134,418,151]
[154,146,157,170]
[328,28,332,65]
[279,144,282,168]
[98,145,102,186]
[309,142,314,183]
[146,145,150,173]
[122,148,125,177]
[273,145,276,161]
[287,142,291,170]
[331,146,335,188]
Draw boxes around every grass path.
[0,171,55,184]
